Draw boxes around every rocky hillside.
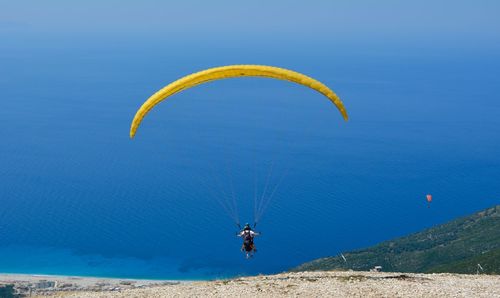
[293,205,500,274]
[46,271,500,298]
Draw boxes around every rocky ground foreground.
[11,270,497,297]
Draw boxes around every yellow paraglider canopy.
[130,64,348,138]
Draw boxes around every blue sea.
[1,36,499,279]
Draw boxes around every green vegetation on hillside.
[292,205,500,274]
[0,284,19,298]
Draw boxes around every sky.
[1,1,499,50]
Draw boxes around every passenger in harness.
[237,223,260,259]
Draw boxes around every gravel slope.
[46,271,500,298]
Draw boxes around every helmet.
[244,223,251,230]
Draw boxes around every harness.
[243,230,254,245]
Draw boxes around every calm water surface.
[1,40,499,278]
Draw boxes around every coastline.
[0,273,183,296]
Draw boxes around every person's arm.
[237,231,244,237]
[251,231,260,237]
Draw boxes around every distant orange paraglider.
[426,194,432,208]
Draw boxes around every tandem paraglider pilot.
[238,223,260,259]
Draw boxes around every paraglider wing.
[130,65,348,138]
[426,194,432,208]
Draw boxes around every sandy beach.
[0,273,179,297]
[2,271,499,297]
